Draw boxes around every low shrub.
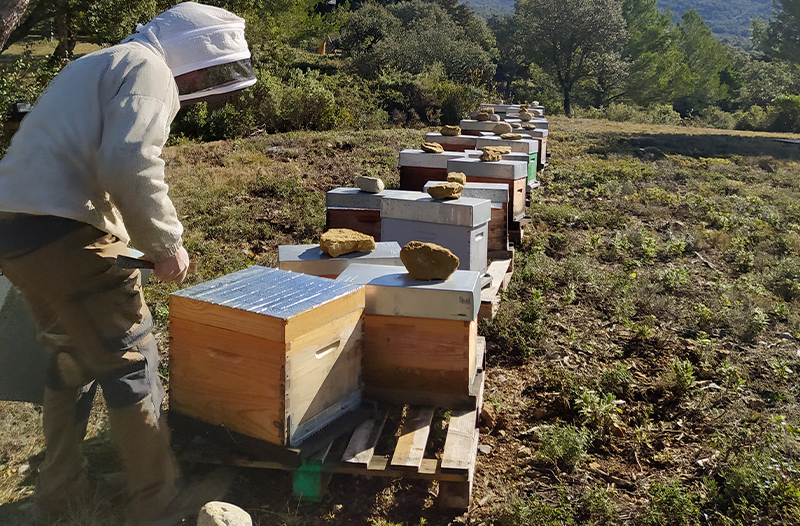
[536,424,592,472]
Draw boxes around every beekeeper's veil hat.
[124,2,257,103]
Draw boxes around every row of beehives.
[164,105,548,450]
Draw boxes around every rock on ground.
[493,122,513,135]
[427,182,464,200]
[421,142,444,153]
[400,241,459,280]
[446,172,467,185]
[440,125,461,136]
[500,133,523,140]
[320,229,376,257]
[355,175,384,193]
[198,501,252,526]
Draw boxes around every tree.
[514,0,627,116]
[621,0,692,106]
[0,0,31,51]
[488,15,527,101]
[755,0,800,63]
[675,9,730,114]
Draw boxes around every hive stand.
[172,338,487,510]
[479,251,514,323]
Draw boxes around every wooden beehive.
[423,181,509,252]
[446,157,528,222]
[325,188,420,240]
[398,149,468,191]
[336,264,481,407]
[169,266,366,447]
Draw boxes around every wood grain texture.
[399,166,448,191]
[169,318,285,444]
[362,315,476,404]
[326,209,382,241]
[342,410,387,465]
[441,409,478,471]
[391,407,434,469]
[487,205,508,252]
[170,295,285,341]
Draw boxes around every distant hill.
[461,0,773,48]
[658,0,773,47]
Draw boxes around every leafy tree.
[621,0,693,106]
[514,0,627,116]
[488,14,527,101]
[339,0,497,84]
[755,0,800,62]
[675,9,730,115]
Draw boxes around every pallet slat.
[342,410,387,465]
[479,258,513,322]
[441,409,478,471]
[391,407,434,469]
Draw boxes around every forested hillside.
[463,0,773,47]
[658,0,772,46]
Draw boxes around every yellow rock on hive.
[320,229,376,257]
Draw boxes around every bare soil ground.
[2,119,800,525]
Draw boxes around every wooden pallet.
[173,338,487,510]
[479,256,513,323]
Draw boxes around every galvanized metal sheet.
[172,266,362,319]
[424,133,479,148]
[475,137,539,155]
[422,181,508,205]
[325,188,419,211]
[278,242,403,276]
[447,157,528,180]
[398,149,468,169]
[381,218,488,272]
[336,264,481,321]
[381,193,491,227]
[458,120,499,132]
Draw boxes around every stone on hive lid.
[400,241,459,281]
[501,133,524,140]
[356,175,385,194]
[480,150,502,162]
[440,125,461,136]
[447,172,467,185]
[475,112,490,122]
[320,228,376,257]
[423,181,509,204]
[421,142,445,153]
[427,182,464,200]
[493,122,513,135]
[490,113,500,122]
[532,100,539,105]
[519,111,533,121]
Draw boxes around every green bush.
[734,105,770,131]
[692,107,736,129]
[536,425,592,472]
[636,481,699,526]
[767,94,800,132]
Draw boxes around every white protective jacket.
[0,2,254,263]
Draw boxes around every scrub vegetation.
[3,118,800,525]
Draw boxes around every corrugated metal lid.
[171,266,361,319]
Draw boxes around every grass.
[2,118,800,524]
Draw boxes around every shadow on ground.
[587,132,800,161]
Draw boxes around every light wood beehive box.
[169,266,365,447]
[336,264,481,407]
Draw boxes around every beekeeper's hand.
[154,246,190,283]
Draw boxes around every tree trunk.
[0,0,31,51]
[52,10,75,61]
[563,87,572,117]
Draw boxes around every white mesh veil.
[123,2,257,102]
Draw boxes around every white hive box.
[424,132,480,152]
[447,157,528,220]
[278,242,403,278]
[423,181,509,251]
[381,194,491,272]
[336,263,481,406]
[169,266,365,447]
[475,136,538,155]
[325,188,419,240]
[459,119,501,134]
[398,149,469,191]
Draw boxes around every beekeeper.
[0,2,255,523]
